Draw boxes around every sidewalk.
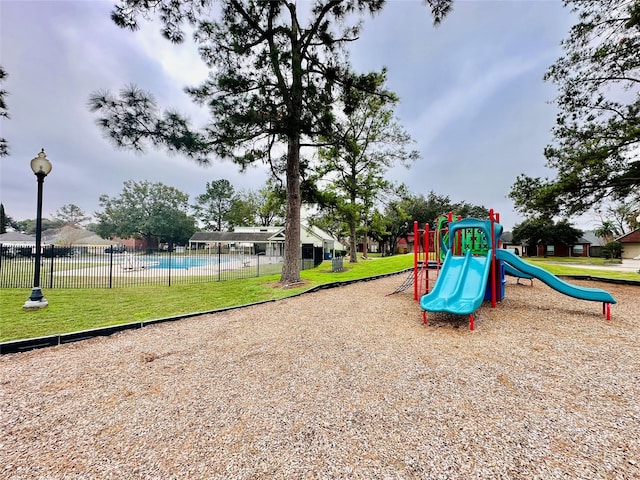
[563,258,640,273]
[619,259,640,272]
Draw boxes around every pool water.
[151,257,212,269]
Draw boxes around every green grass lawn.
[0,255,414,342]
[525,256,621,266]
[524,256,639,280]
[1,254,637,343]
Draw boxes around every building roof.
[303,224,331,241]
[302,223,345,250]
[41,226,113,245]
[500,232,513,243]
[0,231,36,243]
[579,231,601,246]
[233,226,284,234]
[72,234,113,245]
[190,224,344,250]
[615,228,640,243]
[499,231,592,246]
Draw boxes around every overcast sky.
[1,0,585,231]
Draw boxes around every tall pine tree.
[90,0,451,283]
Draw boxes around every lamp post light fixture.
[23,149,53,310]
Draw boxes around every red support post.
[469,314,475,331]
[424,223,430,294]
[413,220,418,301]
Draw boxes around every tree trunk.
[362,229,369,260]
[280,3,302,285]
[349,221,358,263]
[144,233,154,254]
[280,136,301,284]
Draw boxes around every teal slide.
[420,249,492,315]
[495,249,616,304]
[504,261,534,280]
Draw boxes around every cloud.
[411,53,550,152]
[0,0,582,232]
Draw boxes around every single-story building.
[301,223,345,259]
[396,237,411,254]
[0,231,36,245]
[189,228,285,257]
[110,236,157,252]
[499,232,526,256]
[580,231,604,257]
[526,235,592,257]
[189,223,345,260]
[42,226,113,247]
[0,232,36,256]
[616,229,640,259]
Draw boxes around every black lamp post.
[23,149,52,310]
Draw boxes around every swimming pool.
[151,257,211,269]
[149,256,234,269]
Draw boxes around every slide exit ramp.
[504,262,534,283]
[495,249,616,319]
[420,249,492,329]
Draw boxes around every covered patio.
[188,230,285,257]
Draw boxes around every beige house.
[616,229,640,259]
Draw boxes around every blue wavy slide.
[495,249,616,304]
[420,249,492,315]
[504,261,533,280]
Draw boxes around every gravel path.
[1,274,639,479]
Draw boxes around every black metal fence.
[0,244,323,289]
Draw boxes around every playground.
[408,211,617,330]
[1,272,638,478]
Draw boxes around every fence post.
[218,242,221,282]
[256,253,260,277]
[108,247,113,289]
[168,247,172,287]
[48,245,54,288]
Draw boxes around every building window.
[546,245,555,255]
[573,245,584,255]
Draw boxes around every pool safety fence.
[0,244,316,288]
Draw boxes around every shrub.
[602,241,622,259]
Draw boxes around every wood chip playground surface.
[1,274,638,479]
